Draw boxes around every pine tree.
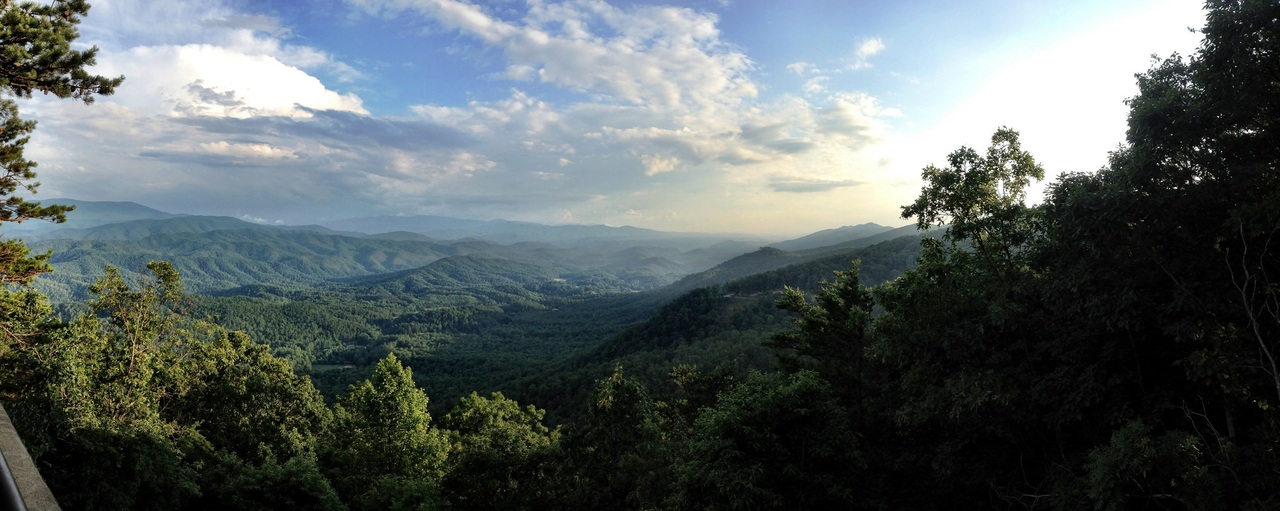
[0,0,123,284]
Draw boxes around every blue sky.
[22,0,1205,235]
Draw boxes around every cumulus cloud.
[238,213,285,224]
[81,0,363,83]
[95,44,365,119]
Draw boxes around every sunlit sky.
[21,0,1205,236]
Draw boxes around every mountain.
[662,225,930,296]
[508,234,927,421]
[663,246,803,296]
[28,216,763,301]
[18,201,933,321]
[349,255,562,300]
[796,223,937,257]
[31,229,490,300]
[31,215,354,241]
[32,215,265,240]
[4,198,176,235]
[321,214,773,247]
[768,223,896,251]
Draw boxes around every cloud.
[787,61,819,75]
[352,0,756,112]
[851,37,885,70]
[818,94,879,140]
[93,44,365,119]
[802,76,829,94]
[238,213,284,224]
[899,1,1205,207]
[641,154,681,175]
[81,0,365,85]
[769,177,863,193]
[23,0,906,233]
[197,141,299,160]
[203,14,290,36]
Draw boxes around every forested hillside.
[1,1,1278,510]
[29,215,765,302]
[187,236,920,414]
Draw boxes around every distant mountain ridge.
[18,202,756,300]
[768,223,896,251]
[11,199,773,247]
[33,215,277,241]
[319,214,771,247]
[15,200,927,306]
[4,198,177,234]
[662,224,931,296]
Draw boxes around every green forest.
[2,0,1279,509]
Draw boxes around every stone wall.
[0,405,59,511]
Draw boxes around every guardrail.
[0,405,58,511]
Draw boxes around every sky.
[19,0,1206,236]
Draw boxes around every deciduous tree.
[440,391,559,510]
[326,353,450,510]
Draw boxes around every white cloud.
[851,37,884,70]
[82,0,363,84]
[94,44,365,119]
[770,176,861,193]
[787,61,818,75]
[641,154,681,175]
[73,0,367,121]
[237,213,284,224]
[197,141,299,160]
[352,0,756,112]
[802,76,829,95]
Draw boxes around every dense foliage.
[0,1,1277,510]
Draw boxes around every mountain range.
[11,199,933,418]
[18,199,918,301]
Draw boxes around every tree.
[13,262,209,510]
[672,370,862,511]
[198,452,346,511]
[325,353,450,511]
[1030,1,1280,506]
[440,391,559,510]
[0,0,123,283]
[172,330,332,463]
[556,366,671,510]
[0,0,122,393]
[770,260,874,415]
[859,127,1062,507]
[8,262,342,510]
[901,126,1044,268]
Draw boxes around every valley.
[24,199,921,417]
